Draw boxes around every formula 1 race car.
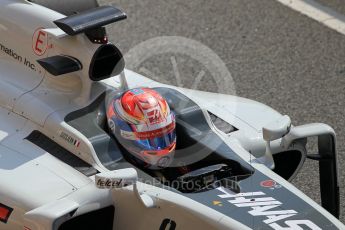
[0,0,343,229]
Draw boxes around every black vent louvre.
[37,55,82,76]
[208,112,238,134]
[26,131,98,176]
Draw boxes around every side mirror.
[263,115,291,141]
[95,168,137,189]
[258,115,291,169]
[95,168,156,208]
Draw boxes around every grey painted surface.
[316,0,345,16]
[99,0,345,224]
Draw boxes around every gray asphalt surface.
[100,0,345,224]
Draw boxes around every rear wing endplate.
[54,6,127,36]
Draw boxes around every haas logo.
[147,108,162,124]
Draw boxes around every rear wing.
[54,6,126,36]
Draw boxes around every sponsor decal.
[146,108,163,124]
[59,131,80,147]
[120,130,136,140]
[32,28,48,56]
[135,122,175,140]
[0,203,13,224]
[260,180,282,190]
[96,179,124,189]
[216,187,321,230]
[0,43,36,71]
[0,43,22,62]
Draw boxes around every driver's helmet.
[107,88,176,168]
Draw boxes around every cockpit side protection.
[64,87,254,183]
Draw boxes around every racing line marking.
[276,0,345,35]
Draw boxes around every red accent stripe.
[0,207,9,220]
[135,122,175,140]
[0,203,13,223]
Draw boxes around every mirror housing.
[263,115,291,141]
[95,168,137,189]
[258,115,291,169]
[95,168,156,208]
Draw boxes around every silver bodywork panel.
[0,1,343,230]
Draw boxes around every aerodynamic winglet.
[54,6,127,36]
[37,55,82,76]
[43,28,68,39]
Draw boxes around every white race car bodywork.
[0,1,343,230]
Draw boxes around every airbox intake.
[89,44,125,81]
